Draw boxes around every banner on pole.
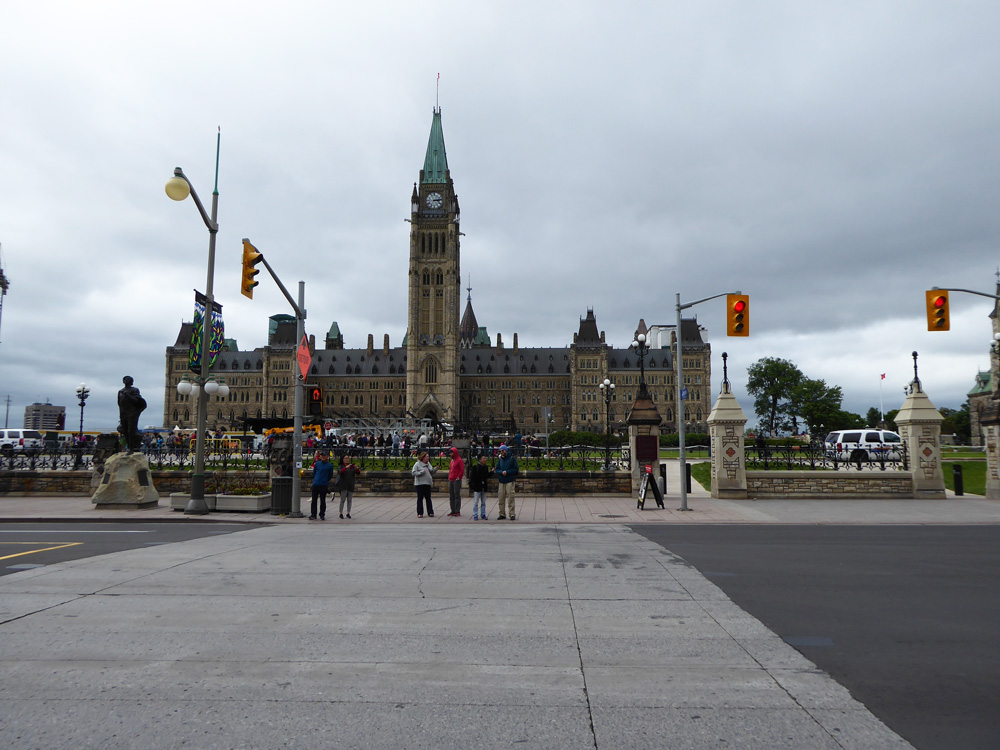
[189,291,224,374]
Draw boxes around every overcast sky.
[1,0,998,431]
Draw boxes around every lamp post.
[165,133,224,515]
[629,333,650,394]
[598,378,615,470]
[74,383,89,469]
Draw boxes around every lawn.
[943,461,986,496]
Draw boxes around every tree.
[865,407,881,427]
[884,409,899,431]
[790,378,844,437]
[952,401,971,444]
[746,357,803,435]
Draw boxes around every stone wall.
[0,470,631,497]
[747,471,914,499]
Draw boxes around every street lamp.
[74,383,89,469]
[599,378,615,470]
[165,135,222,515]
[629,333,650,394]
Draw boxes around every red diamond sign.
[726,447,736,458]
[296,334,311,381]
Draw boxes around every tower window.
[425,361,438,384]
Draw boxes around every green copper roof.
[969,370,991,396]
[327,322,341,337]
[422,108,449,184]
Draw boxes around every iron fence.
[745,442,909,471]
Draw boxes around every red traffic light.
[733,299,746,313]
[931,295,946,309]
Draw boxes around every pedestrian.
[392,432,400,457]
[309,450,334,520]
[411,451,437,518]
[447,446,465,517]
[495,444,519,520]
[337,454,360,519]
[469,454,492,520]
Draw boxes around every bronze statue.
[117,376,147,453]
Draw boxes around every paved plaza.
[2,460,998,748]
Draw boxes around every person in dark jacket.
[310,451,335,520]
[468,455,492,521]
[337,454,360,519]
[495,445,519,520]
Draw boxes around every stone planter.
[215,493,271,512]
[170,492,217,511]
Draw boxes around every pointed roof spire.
[422,108,449,184]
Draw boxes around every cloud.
[1,0,998,430]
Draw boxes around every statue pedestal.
[92,453,159,509]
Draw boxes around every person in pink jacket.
[447,446,465,517]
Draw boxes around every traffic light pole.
[241,239,307,517]
[932,287,1000,301]
[291,281,305,518]
[675,290,740,512]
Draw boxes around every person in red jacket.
[447,446,465,517]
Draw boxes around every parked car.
[0,429,44,454]
[824,429,903,462]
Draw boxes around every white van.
[0,429,44,454]
[824,429,902,462]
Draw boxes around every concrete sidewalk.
[0,523,915,749]
[3,458,1000,525]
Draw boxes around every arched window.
[425,360,438,384]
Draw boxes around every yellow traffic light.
[241,239,263,299]
[925,290,949,331]
[726,294,749,337]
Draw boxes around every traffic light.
[241,239,263,299]
[925,290,950,331]
[308,386,324,417]
[726,294,749,336]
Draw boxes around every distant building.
[24,402,65,431]
[163,108,712,434]
[968,280,1000,445]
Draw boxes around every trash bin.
[271,476,293,515]
[952,464,964,496]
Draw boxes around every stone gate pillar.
[895,383,945,499]
[978,401,1000,499]
[626,390,662,495]
[707,383,748,499]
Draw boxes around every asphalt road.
[631,524,1000,750]
[0,522,253,575]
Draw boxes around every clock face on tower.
[425,192,443,209]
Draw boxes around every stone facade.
[162,108,712,436]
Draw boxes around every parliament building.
[164,109,712,435]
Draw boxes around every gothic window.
[435,271,443,285]
[425,360,438,384]
[244,360,251,370]
[503,365,510,374]
[172,409,179,422]
[219,360,226,370]
[328,365,335,374]
[548,364,554,373]
[311,366,317,374]
[530,364,536,373]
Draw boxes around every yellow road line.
[0,542,83,562]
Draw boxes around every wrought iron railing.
[745,442,909,471]
[0,443,633,474]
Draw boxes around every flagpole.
[879,374,885,422]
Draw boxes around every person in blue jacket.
[309,450,335,520]
[495,444,519,520]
